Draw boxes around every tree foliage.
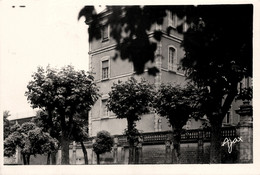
[25,65,99,114]
[79,6,170,75]
[3,111,11,139]
[33,109,90,164]
[107,77,154,163]
[33,110,61,141]
[4,122,58,165]
[107,77,154,139]
[179,5,252,163]
[153,84,205,129]
[107,77,154,121]
[153,83,206,163]
[93,130,114,155]
[236,87,253,101]
[25,65,100,164]
[93,130,114,164]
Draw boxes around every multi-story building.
[4,7,252,165]
[87,9,206,137]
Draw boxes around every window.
[101,99,109,118]
[168,47,177,72]
[101,25,109,41]
[101,60,109,80]
[168,11,177,28]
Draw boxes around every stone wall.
[4,125,252,165]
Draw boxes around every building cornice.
[89,32,182,56]
[161,32,183,43]
[89,44,117,55]
[161,67,185,77]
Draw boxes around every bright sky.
[0,1,93,119]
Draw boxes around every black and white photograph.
[0,0,259,175]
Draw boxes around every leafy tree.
[71,111,90,164]
[4,122,58,165]
[79,5,252,163]
[34,110,90,165]
[25,65,99,164]
[107,77,154,164]
[3,111,11,139]
[153,83,205,163]
[179,5,252,163]
[93,130,114,164]
[33,110,61,164]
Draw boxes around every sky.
[0,1,93,119]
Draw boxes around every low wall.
[4,126,244,165]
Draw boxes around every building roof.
[9,116,35,125]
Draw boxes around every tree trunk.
[61,136,70,165]
[47,153,51,165]
[22,154,26,165]
[128,144,135,164]
[51,152,57,165]
[209,118,222,163]
[127,119,135,164]
[22,154,30,165]
[172,128,181,164]
[60,112,70,165]
[97,153,100,164]
[80,141,88,164]
[27,155,30,165]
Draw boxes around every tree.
[25,65,99,164]
[4,122,58,165]
[93,130,114,164]
[3,111,11,139]
[79,5,253,163]
[34,110,90,165]
[179,5,252,163]
[153,83,204,163]
[107,77,154,164]
[71,111,90,164]
[33,110,61,165]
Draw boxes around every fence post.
[113,137,118,164]
[135,136,143,164]
[72,141,77,165]
[165,133,172,164]
[121,146,125,164]
[235,101,253,163]
[91,138,96,164]
[197,129,204,163]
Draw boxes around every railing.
[114,126,237,145]
[142,131,171,144]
